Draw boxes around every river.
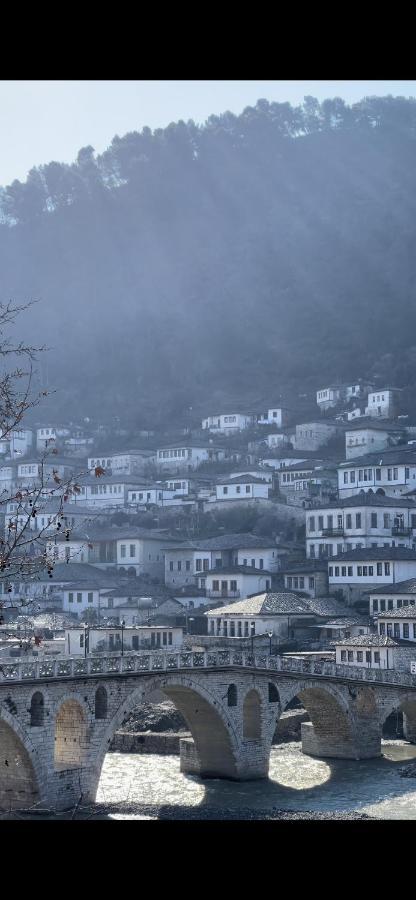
[94,740,416,820]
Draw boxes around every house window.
[203,559,209,571]
[379,622,385,635]
[68,592,74,604]
[244,622,249,636]
[343,473,348,484]
[309,516,315,531]
[213,580,219,591]
[357,567,362,576]
[177,561,181,571]
[357,652,363,662]
[374,652,380,664]
[348,651,353,661]
[403,623,409,639]
[341,650,346,661]
[245,486,250,493]
[387,600,393,610]
[346,514,352,529]
[366,651,371,663]
[371,514,377,528]
[309,577,315,589]
[77,592,82,603]
[356,514,361,528]
[329,567,333,577]
[387,623,392,636]
[169,561,174,571]
[230,580,237,592]
[384,563,390,576]
[196,559,202,572]
[335,567,340,577]
[341,566,346,577]
[223,487,228,495]
[350,471,356,483]
[129,544,135,558]
[394,623,400,638]
[88,592,93,603]
[373,599,379,612]
[230,621,235,637]
[318,516,324,530]
[120,545,126,559]
[377,563,382,576]
[186,561,190,571]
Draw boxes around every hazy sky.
[1,80,416,187]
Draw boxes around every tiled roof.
[205,592,313,617]
[162,534,277,552]
[329,548,416,561]
[365,578,416,595]
[375,607,416,619]
[339,447,416,468]
[334,634,398,647]
[204,565,272,576]
[310,493,416,509]
[216,475,268,485]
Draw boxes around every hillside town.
[2,380,416,679]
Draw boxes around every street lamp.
[267,630,273,656]
[120,619,125,656]
[187,616,195,635]
[250,623,255,655]
[84,622,89,659]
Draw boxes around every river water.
[95,741,416,820]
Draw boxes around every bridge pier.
[179,737,269,781]
[301,721,381,760]
[403,713,416,743]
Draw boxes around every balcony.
[391,526,413,537]
[321,528,345,537]
[206,590,240,600]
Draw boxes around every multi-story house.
[156,442,227,472]
[316,385,344,411]
[306,495,416,560]
[9,429,33,458]
[163,534,281,589]
[198,566,273,601]
[267,432,293,449]
[116,531,183,578]
[345,421,406,460]
[338,448,416,498]
[366,579,416,616]
[88,450,155,475]
[213,475,270,502]
[257,407,290,427]
[365,388,402,419]
[201,413,255,434]
[327,547,416,604]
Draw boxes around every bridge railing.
[0,650,415,688]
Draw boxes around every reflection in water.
[97,741,416,820]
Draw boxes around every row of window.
[158,449,190,458]
[281,471,310,483]
[286,576,315,590]
[340,650,380,663]
[329,563,391,577]
[223,416,237,423]
[221,485,251,494]
[90,458,111,467]
[310,542,410,558]
[89,485,123,494]
[372,598,416,612]
[68,592,94,603]
[130,492,162,501]
[342,467,409,484]
[309,512,413,532]
[209,620,256,636]
[379,622,416,638]
[211,580,238,592]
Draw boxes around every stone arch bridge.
[0,649,415,812]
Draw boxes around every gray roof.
[205,592,314,617]
[375,607,416,619]
[339,447,416,468]
[330,548,416,562]
[216,475,268,485]
[162,533,277,552]
[310,493,416,509]
[365,578,416,595]
[204,565,272,576]
[335,634,398,647]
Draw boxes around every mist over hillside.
[2,94,416,425]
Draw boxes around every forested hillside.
[2,95,416,424]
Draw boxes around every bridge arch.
[0,708,43,811]
[378,694,416,744]
[267,678,357,758]
[88,674,241,801]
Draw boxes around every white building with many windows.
[198,566,272,601]
[163,534,280,588]
[375,607,416,643]
[365,388,401,419]
[366,578,416,616]
[156,443,226,472]
[201,413,254,434]
[338,449,416,498]
[327,548,416,604]
[214,475,270,502]
[306,495,416,560]
[345,422,406,460]
[257,408,290,427]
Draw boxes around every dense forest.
[2,94,416,425]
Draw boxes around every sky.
[1,80,416,187]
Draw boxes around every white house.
[213,475,270,502]
[316,386,344,411]
[201,413,254,434]
[257,408,290,427]
[88,450,155,475]
[36,425,71,451]
[366,578,416,616]
[63,584,102,616]
[345,422,406,460]
[327,548,416,604]
[75,475,149,507]
[65,624,184,655]
[163,533,281,588]
[197,566,272,601]
[116,532,183,578]
[338,449,416,498]
[334,634,398,669]
[156,443,226,472]
[267,432,293,449]
[375,607,416,643]
[306,495,416,559]
[9,429,33,458]
[365,388,401,419]
[205,592,316,641]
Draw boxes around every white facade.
[267,433,292,449]
[63,586,101,615]
[65,625,184,655]
[328,557,416,590]
[368,588,416,616]
[307,502,416,559]
[377,613,416,642]
[88,451,155,475]
[316,387,342,410]
[214,479,269,501]
[201,570,272,601]
[164,543,280,588]
[116,536,175,577]
[201,413,254,434]
[365,389,399,419]
[9,429,33,458]
[338,458,416,498]
[335,642,392,668]
[156,445,226,472]
[258,408,289,427]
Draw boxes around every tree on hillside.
[0,303,93,613]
